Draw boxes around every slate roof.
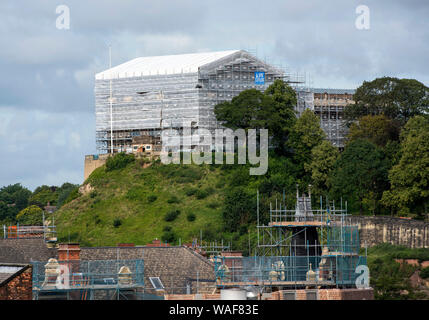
[0,238,57,264]
[0,264,29,286]
[80,246,215,294]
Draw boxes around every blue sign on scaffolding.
[254,71,265,85]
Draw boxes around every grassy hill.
[56,157,234,247]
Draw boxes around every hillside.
[56,157,233,247]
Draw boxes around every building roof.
[96,50,240,80]
[80,246,215,293]
[0,238,57,264]
[0,264,29,286]
[313,88,356,95]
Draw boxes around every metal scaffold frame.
[94,50,311,154]
[31,259,145,300]
[214,188,368,289]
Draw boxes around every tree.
[264,80,297,154]
[382,116,429,217]
[330,139,390,215]
[222,187,255,232]
[0,183,32,223]
[16,205,44,225]
[29,185,58,207]
[305,140,339,195]
[287,109,326,181]
[347,114,400,147]
[214,80,297,154]
[344,77,429,125]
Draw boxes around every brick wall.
[0,266,32,300]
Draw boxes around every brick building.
[0,263,33,300]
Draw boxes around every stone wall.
[0,265,32,300]
[350,216,429,248]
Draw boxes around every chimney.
[117,243,135,247]
[58,243,81,275]
[58,243,81,261]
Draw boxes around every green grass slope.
[56,159,227,247]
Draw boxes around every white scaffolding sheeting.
[94,50,309,153]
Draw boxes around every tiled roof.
[0,264,29,286]
[0,239,57,264]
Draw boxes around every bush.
[113,218,122,228]
[420,267,429,279]
[147,194,157,203]
[89,191,97,198]
[185,187,197,197]
[16,205,44,225]
[187,213,196,222]
[206,201,220,209]
[167,195,180,204]
[106,153,135,171]
[164,210,181,222]
[161,231,177,244]
[195,189,208,199]
[163,226,172,232]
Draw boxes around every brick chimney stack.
[58,243,81,261]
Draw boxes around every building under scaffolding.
[214,188,368,290]
[95,50,312,153]
[313,88,356,149]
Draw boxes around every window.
[306,291,318,300]
[149,277,164,290]
[146,145,151,150]
[282,291,296,300]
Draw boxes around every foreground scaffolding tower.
[214,187,368,289]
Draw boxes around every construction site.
[0,186,372,300]
[94,50,314,154]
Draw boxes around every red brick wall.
[0,266,32,300]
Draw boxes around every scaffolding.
[313,88,355,149]
[214,187,368,289]
[94,50,310,153]
[31,259,145,300]
[2,224,57,243]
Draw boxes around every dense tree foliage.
[304,140,339,196]
[16,205,44,225]
[344,77,429,125]
[214,80,297,155]
[287,109,326,183]
[330,139,390,215]
[347,114,400,147]
[382,116,429,217]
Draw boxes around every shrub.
[185,188,197,197]
[16,205,44,225]
[164,210,181,222]
[187,213,196,222]
[106,153,135,171]
[89,191,97,198]
[167,195,180,204]
[206,201,220,209]
[113,218,122,228]
[239,225,248,236]
[195,189,208,199]
[420,267,429,279]
[163,226,172,232]
[161,231,177,244]
[147,194,157,203]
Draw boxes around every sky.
[0,0,428,191]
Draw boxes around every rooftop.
[95,50,240,80]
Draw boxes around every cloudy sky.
[0,0,428,190]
